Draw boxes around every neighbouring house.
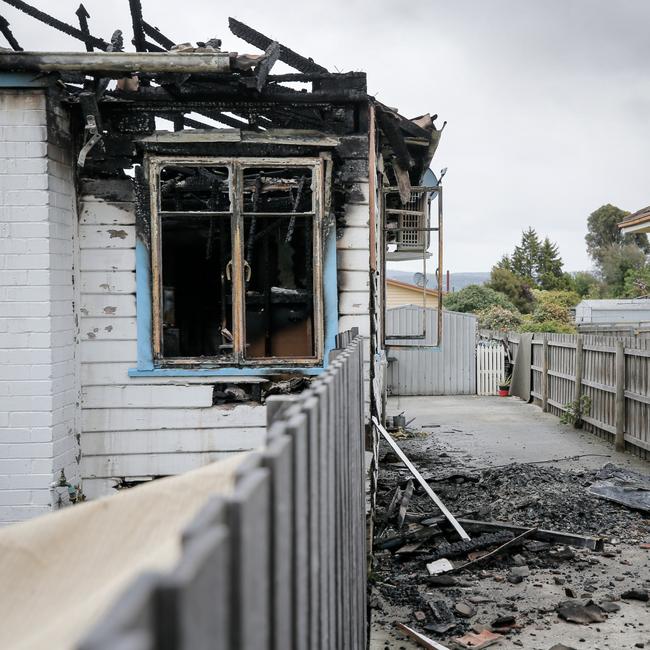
[385,277,441,309]
[618,205,650,235]
[575,298,650,336]
[0,11,443,523]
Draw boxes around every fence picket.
[476,342,506,395]
[78,332,368,650]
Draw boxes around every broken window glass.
[152,158,322,366]
[159,165,230,212]
[242,167,313,214]
[160,214,233,359]
[244,215,315,359]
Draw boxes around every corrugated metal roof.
[577,299,650,310]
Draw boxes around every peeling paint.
[99,283,110,290]
[103,306,117,314]
[108,229,128,239]
[105,325,113,332]
[86,332,96,339]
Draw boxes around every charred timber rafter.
[0,0,109,50]
[267,71,366,83]
[255,41,280,92]
[180,115,214,130]
[75,4,92,52]
[0,14,21,50]
[142,20,175,50]
[377,108,414,170]
[228,17,328,74]
[201,109,262,130]
[142,39,165,53]
[108,85,364,104]
[128,0,147,53]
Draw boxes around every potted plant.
[498,375,511,397]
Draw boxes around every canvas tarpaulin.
[510,333,533,401]
[0,453,248,650]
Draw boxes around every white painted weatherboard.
[77,190,266,496]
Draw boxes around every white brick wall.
[0,89,79,525]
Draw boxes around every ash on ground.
[371,429,650,650]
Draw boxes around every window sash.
[148,156,325,367]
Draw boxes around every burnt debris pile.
[372,429,650,649]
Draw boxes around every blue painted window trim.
[0,73,51,87]
[129,225,338,378]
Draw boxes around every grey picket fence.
[77,330,367,650]
[481,329,650,460]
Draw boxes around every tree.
[572,271,602,298]
[537,237,565,289]
[487,267,535,313]
[623,265,650,297]
[599,243,646,296]
[498,229,566,290]
[443,284,516,314]
[585,204,650,267]
[510,227,541,282]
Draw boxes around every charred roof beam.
[75,4,92,52]
[228,17,328,74]
[377,108,414,171]
[127,0,147,53]
[0,0,109,50]
[142,20,175,50]
[0,14,21,50]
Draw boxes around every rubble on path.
[371,425,650,649]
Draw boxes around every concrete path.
[371,395,650,650]
[388,394,649,473]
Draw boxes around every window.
[149,157,324,367]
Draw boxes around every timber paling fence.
[484,330,650,460]
[79,330,367,650]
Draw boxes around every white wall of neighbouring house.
[0,88,80,525]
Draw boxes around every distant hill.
[386,269,490,292]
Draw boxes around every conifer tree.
[510,228,541,282]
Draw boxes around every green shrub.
[477,305,523,332]
[519,317,575,333]
[444,284,516,314]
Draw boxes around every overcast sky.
[4,0,650,273]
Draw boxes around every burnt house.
[0,3,443,523]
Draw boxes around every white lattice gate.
[476,341,506,395]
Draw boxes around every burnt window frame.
[148,155,325,368]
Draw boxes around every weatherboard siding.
[336,181,372,413]
[77,188,266,495]
[78,175,373,495]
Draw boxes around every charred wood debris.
[372,421,650,649]
[0,0,442,228]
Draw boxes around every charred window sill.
[128,366,327,378]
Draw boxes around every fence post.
[541,336,549,412]
[573,335,583,406]
[615,340,626,452]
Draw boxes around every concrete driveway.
[387,394,649,473]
